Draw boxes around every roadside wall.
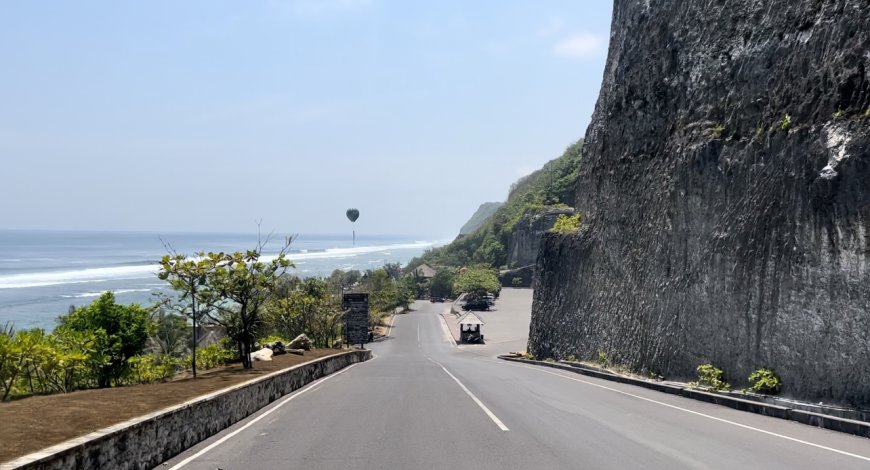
[2,350,371,470]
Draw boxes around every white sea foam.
[0,264,157,289]
[61,288,153,299]
[0,240,445,290]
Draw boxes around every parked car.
[462,298,490,311]
[430,296,444,303]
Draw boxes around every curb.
[498,356,870,438]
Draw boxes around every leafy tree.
[264,279,342,348]
[398,275,417,309]
[366,269,398,314]
[453,267,501,298]
[58,292,151,387]
[473,234,506,267]
[383,262,403,281]
[149,310,190,358]
[158,251,219,378]
[204,237,294,369]
[429,269,456,299]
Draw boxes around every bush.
[689,363,730,391]
[748,368,782,395]
[190,343,236,371]
[552,214,581,233]
[127,354,179,384]
[597,350,608,368]
[780,114,792,131]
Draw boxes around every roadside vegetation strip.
[499,356,870,440]
[428,357,509,431]
[0,350,366,468]
[504,359,870,463]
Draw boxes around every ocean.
[0,230,441,331]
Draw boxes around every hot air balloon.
[346,208,360,246]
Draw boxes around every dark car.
[461,298,490,311]
[430,296,444,303]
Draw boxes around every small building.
[457,312,485,344]
[412,263,437,279]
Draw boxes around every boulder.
[286,349,305,356]
[288,334,312,351]
[332,339,343,349]
[250,347,273,362]
[267,341,287,355]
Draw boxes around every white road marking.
[511,363,870,463]
[167,362,362,469]
[386,313,397,337]
[428,357,509,431]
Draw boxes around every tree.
[58,292,151,387]
[429,269,456,299]
[264,279,342,348]
[158,251,217,378]
[204,237,294,369]
[398,275,417,309]
[473,234,506,267]
[366,269,398,314]
[453,267,501,298]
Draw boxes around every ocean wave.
[0,264,157,289]
[61,288,153,299]
[0,240,443,290]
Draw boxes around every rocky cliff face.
[506,207,575,268]
[529,0,870,405]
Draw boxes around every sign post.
[342,293,369,348]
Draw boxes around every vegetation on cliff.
[408,139,582,271]
[458,202,503,235]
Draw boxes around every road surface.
[159,300,870,469]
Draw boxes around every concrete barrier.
[2,350,371,470]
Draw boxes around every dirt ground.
[0,349,341,463]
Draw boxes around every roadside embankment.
[1,349,371,470]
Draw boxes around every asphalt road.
[159,301,870,470]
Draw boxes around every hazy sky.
[0,1,613,238]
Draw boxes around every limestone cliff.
[506,207,575,268]
[529,0,870,405]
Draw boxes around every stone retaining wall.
[1,350,371,470]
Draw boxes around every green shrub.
[780,114,792,131]
[833,108,844,119]
[191,343,236,371]
[511,277,523,287]
[709,123,726,139]
[552,214,581,233]
[127,354,179,384]
[566,355,578,362]
[865,106,870,118]
[597,350,608,368]
[688,363,730,391]
[748,368,782,395]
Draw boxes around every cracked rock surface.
[529,0,870,406]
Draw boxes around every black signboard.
[342,293,369,345]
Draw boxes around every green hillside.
[459,202,503,235]
[409,139,582,270]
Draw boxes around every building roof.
[457,312,485,326]
[413,263,437,278]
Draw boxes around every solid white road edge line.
[512,363,870,463]
[386,312,397,337]
[167,361,363,470]
[428,357,509,432]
